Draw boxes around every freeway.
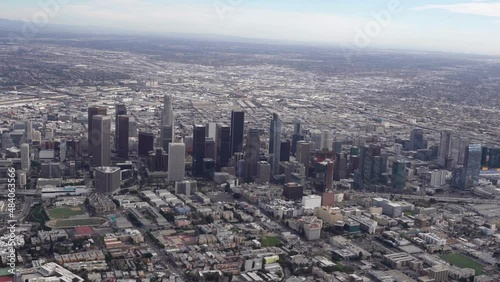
[15,196,33,221]
[348,191,500,205]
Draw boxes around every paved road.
[348,191,500,205]
[15,196,33,221]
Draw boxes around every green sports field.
[439,253,484,275]
[47,218,106,228]
[47,206,85,219]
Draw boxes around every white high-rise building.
[20,143,30,171]
[320,129,333,151]
[206,122,217,139]
[18,171,27,188]
[32,131,42,142]
[430,170,447,188]
[168,143,185,182]
[310,129,322,151]
[95,167,121,195]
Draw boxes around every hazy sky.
[2,0,500,55]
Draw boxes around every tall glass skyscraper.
[269,113,282,176]
[465,144,482,189]
[230,111,245,156]
[161,95,174,151]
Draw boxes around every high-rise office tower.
[230,111,244,155]
[489,147,500,169]
[356,144,383,189]
[293,119,302,135]
[409,128,426,151]
[25,120,32,142]
[128,120,138,138]
[95,167,121,195]
[325,160,334,191]
[115,104,127,149]
[310,130,322,151]
[269,113,282,175]
[205,137,216,160]
[149,148,168,172]
[464,144,481,189]
[256,161,271,183]
[60,141,66,162]
[20,143,30,171]
[457,138,469,165]
[117,115,129,159]
[334,153,348,181]
[160,95,174,151]
[291,119,303,156]
[216,124,231,169]
[205,123,217,139]
[296,141,312,173]
[244,128,260,182]
[280,140,291,162]
[391,160,406,190]
[437,130,452,168]
[320,129,333,151]
[138,132,154,157]
[192,124,206,177]
[88,106,107,151]
[168,143,186,182]
[91,115,111,167]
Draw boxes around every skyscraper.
[244,128,260,182]
[138,132,154,157]
[356,144,384,189]
[464,144,481,189]
[88,106,107,151]
[391,160,406,190]
[293,119,302,135]
[149,148,168,172]
[296,141,312,173]
[320,129,333,151]
[95,167,121,195]
[205,123,217,139]
[160,95,174,151]
[310,130,322,151]
[230,111,244,156]
[117,115,129,159]
[269,113,282,175]
[20,143,30,171]
[25,120,32,142]
[91,115,111,167]
[168,143,186,182]
[216,124,231,169]
[192,124,206,177]
[115,104,127,149]
[291,118,303,156]
[437,130,452,168]
[409,128,426,151]
[205,137,216,160]
[280,140,291,162]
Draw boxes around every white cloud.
[414,2,500,17]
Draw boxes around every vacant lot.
[47,206,84,219]
[440,253,484,275]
